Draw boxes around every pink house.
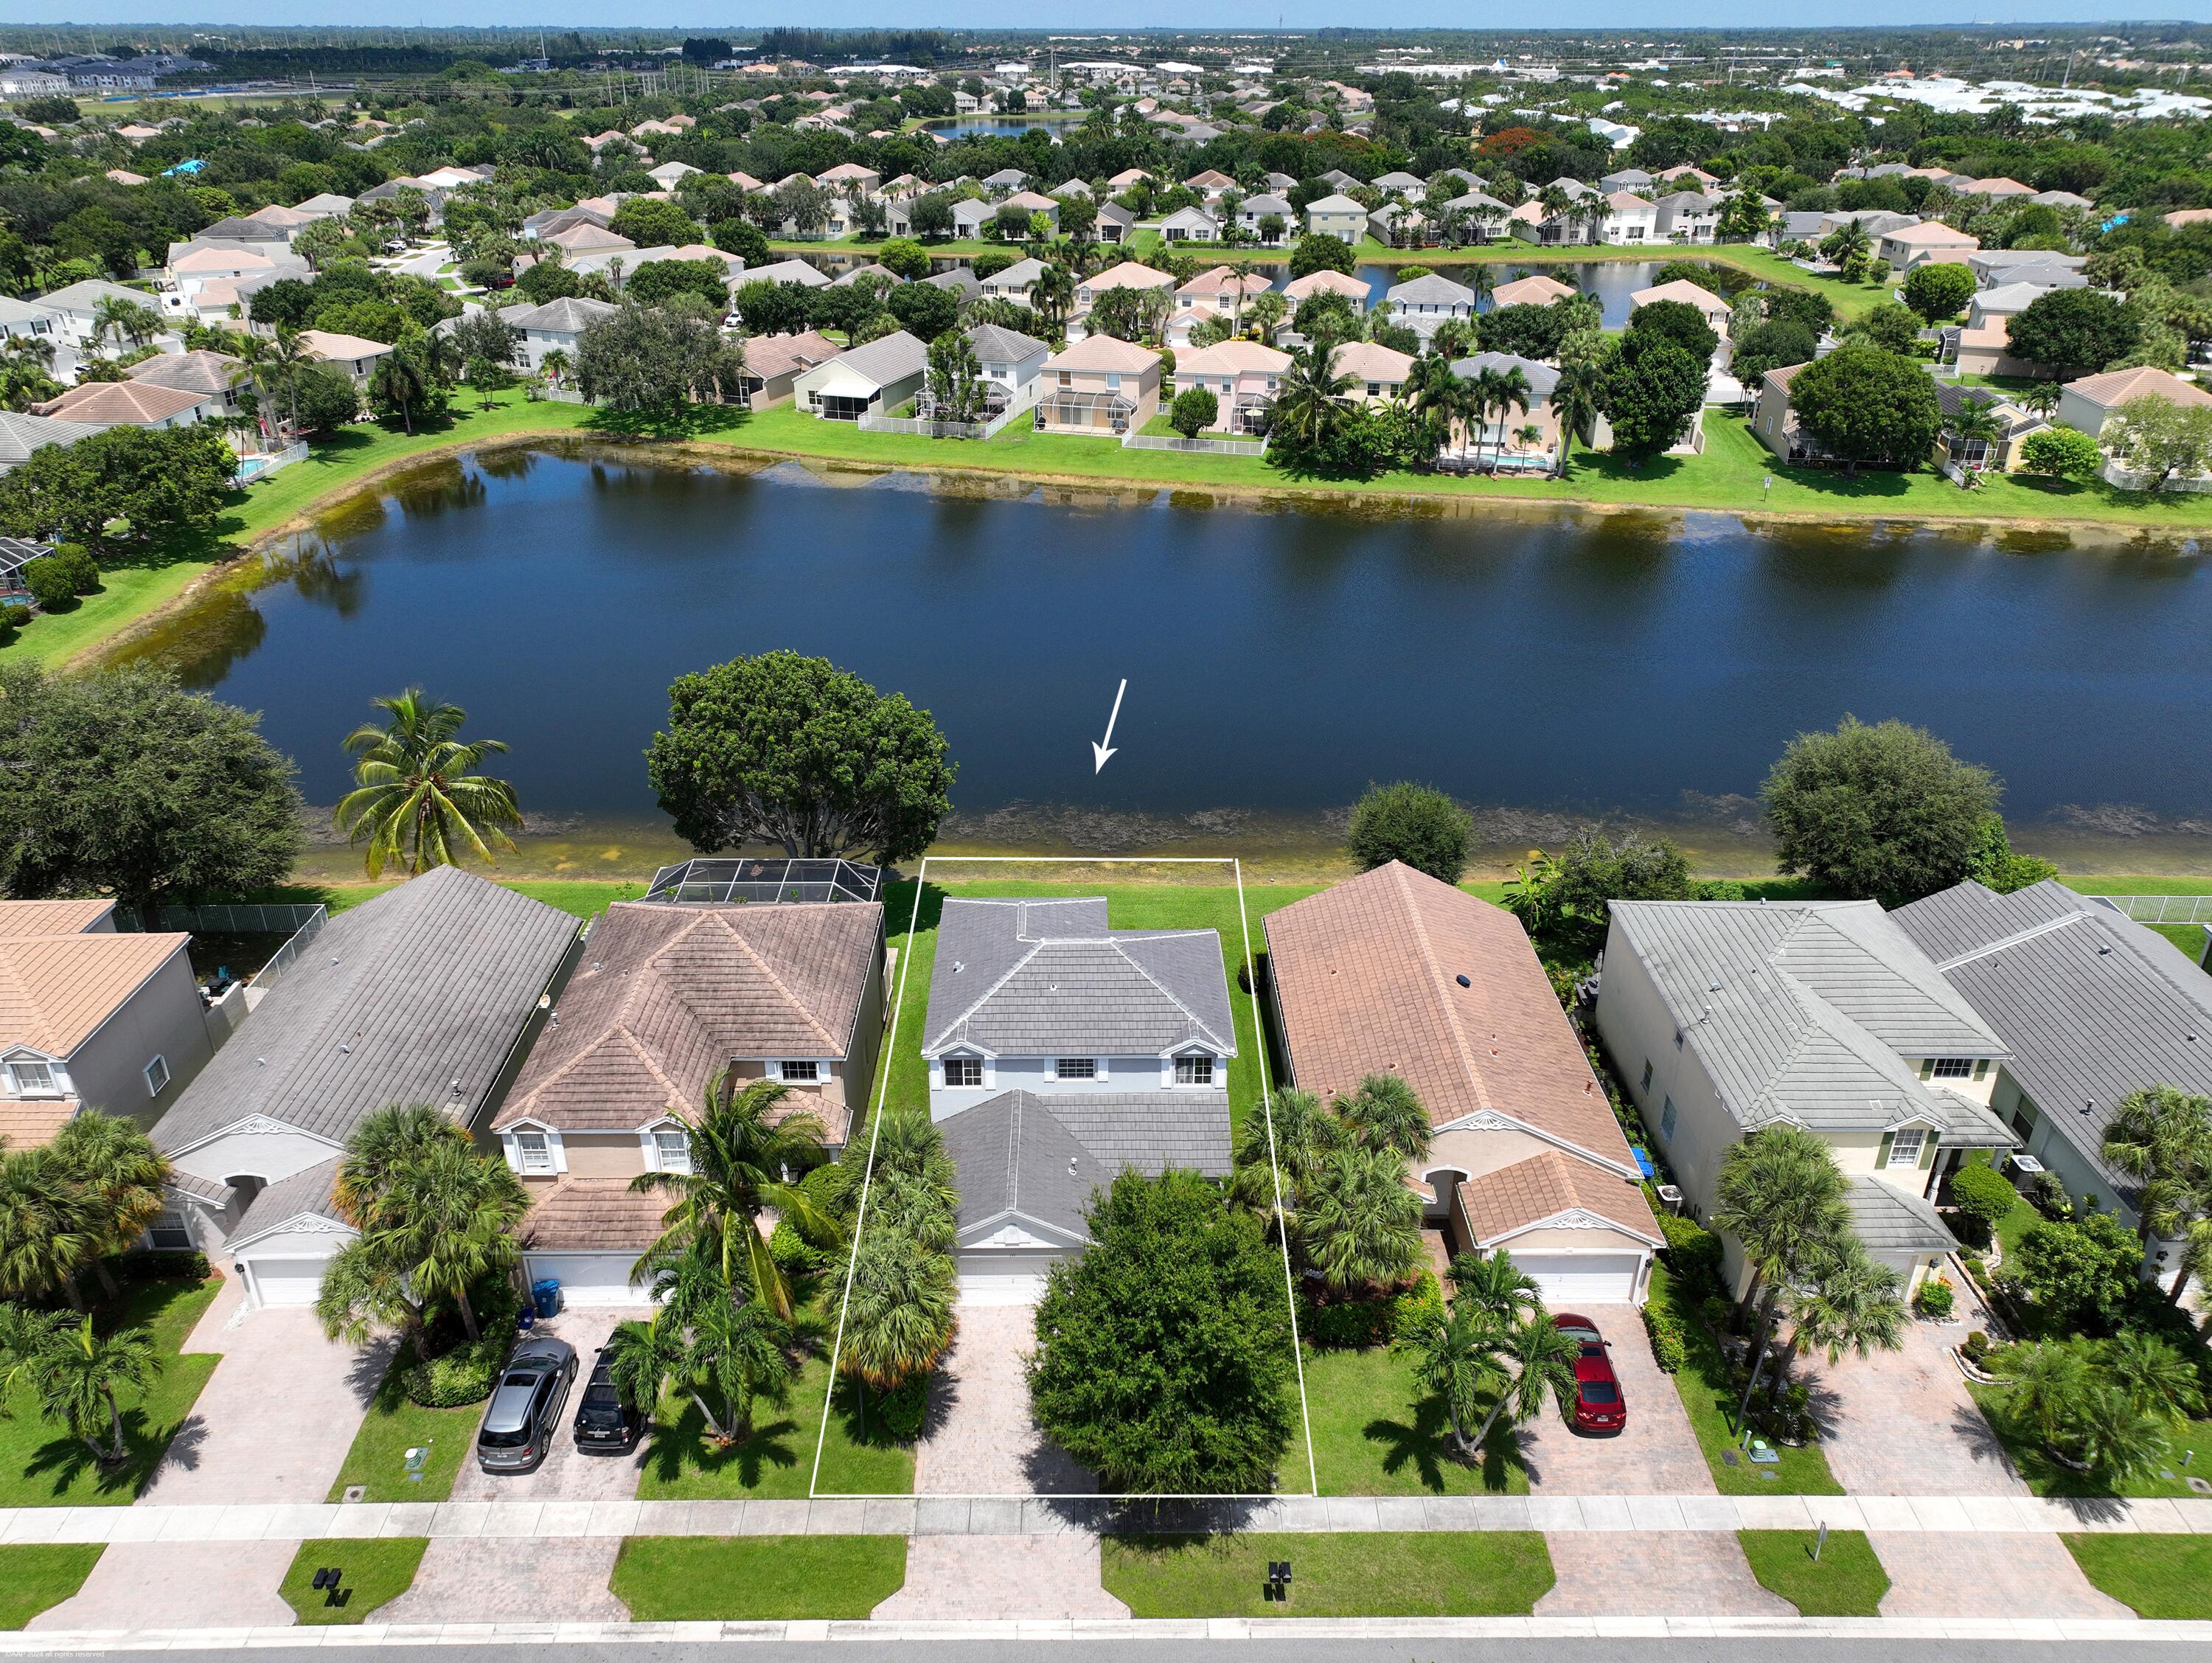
[1175,340,1292,434]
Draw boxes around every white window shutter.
[1096,1058,1109,1083]
[638,1129,658,1172]
[549,1131,568,1174]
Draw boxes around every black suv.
[572,1346,647,1454]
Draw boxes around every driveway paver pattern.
[1515,1305,1715,1495]
[1536,1530,1792,1617]
[28,1540,297,1632]
[1872,1530,2129,1618]
[913,1305,1093,1496]
[379,1536,627,1623]
[448,1308,650,1503]
[872,1534,1128,1619]
[1808,1275,2026,1497]
[141,1275,390,1506]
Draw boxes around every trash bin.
[531,1278,561,1320]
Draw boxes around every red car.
[1553,1313,1627,1433]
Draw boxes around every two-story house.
[1594,898,2017,1294]
[1169,265,1273,346]
[1304,193,1369,242]
[1175,339,1290,433]
[1037,335,1162,434]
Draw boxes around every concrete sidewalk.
[3,1492,2205,1544]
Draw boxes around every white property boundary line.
[808,853,1319,1501]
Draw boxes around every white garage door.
[957,1251,1061,1306]
[1510,1253,1642,1305]
[243,1256,327,1307]
[522,1251,657,1308]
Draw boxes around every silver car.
[474,1334,577,1474]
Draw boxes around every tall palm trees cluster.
[2101,1083,2212,1307]
[1231,1076,1432,1298]
[1396,1251,1584,1462]
[316,1103,531,1361]
[1990,1327,2204,1482]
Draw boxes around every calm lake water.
[129,445,2212,871]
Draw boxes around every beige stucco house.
[1038,335,1162,434]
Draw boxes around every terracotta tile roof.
[0,900,113,935]
[1283,268,1368,301]
[520,1178,668,1252]
[38,382,209,426]
[1490,274,1576,308]
[742,330,843,381]
[1331,340,1416,383]
[2065,365,2212,411]
[0,1099,79,1150]
[1456,1150,1660,1246]
[494,900,882,1133]
[0,932,190,1056]
[1264,861,1639,1173]
[1178,340,1291,375]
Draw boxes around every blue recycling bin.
[531,1278,562,1319]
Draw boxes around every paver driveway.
[448,1307,651,1502]
[1537,1532,1792,1617]
[1807,1274,2026,1496]
[141,1274,389,1505]
[1872,1531,2129,1618]
[380,1538,627,1623]
[873,1535,1128,1619]
[912,1304,1093,1495]
[1515,1305,1714,1494]
[29,1540,297,1632]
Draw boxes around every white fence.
[1121,430,1267,457]
[857,402,1026,441]
[2089,895,2212,926]
[237,442,308,483]
[2101,459,2212,494]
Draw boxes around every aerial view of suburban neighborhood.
[10,6,2212,1659]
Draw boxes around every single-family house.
[1436,190,1511,243]
[1600,167,1656,192]
[494,890,886,1305]
[1893,879,2212,1271]
[793,328,928,420]
[1444,351,1562,469]
[732,330,842,409]
[1265,861,1662,1305]
[923,265,983,300]
[1159,205,1222,243]
[922,897,1236,1120]
[1372,170,1427,201]
[1491,272,1577,309]
[523,205,611,241]
[1303,193,1368,242]
[1236,193,1293,244]
[1174,339,1290,434]
[1878,220,1980,271]
[1170,265,1272,343]
[1658,166,1721,188]
[1367,203,1425,247]
[645,161,701,190]
[980,256,1048,306]
[1332,338,1416,403]
[1183,168,1236,203]
[1385,271,1476,341]
[501,296,619,373]
[1093,202,1137,244]
[298,329,393,382]
[1930,382,2050,474]
[1594,898,2017,1295]
[816,162,881,195]
[123,350,246,417]
[1598,191,1659,245]
[0,295,58,352]
[1318,169,1361,192]
[543,223,636,260]
[1037,334,1163,434]
[1107,167,1153,191]
[1751,361,1826,464]
[831,263,900,289]
[745,258,833,291]
[37,380,212,430]
[1652,191,1720,243]
[0,411,105,474]
[1955,176,2034,200]
[148,868,579,1306]
[963,322,1049,418]
[1282,267,1370,320]
[1969,250,2087,288]
[950,198,998,239]
[1076,262,1176,310]
[981,167,1030,196]
[2057,365,2212,441]
[0,899,216,1158]
[1001,190,1062,234]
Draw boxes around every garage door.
[957,1251,1061,1306]
[521,1251,657,1308]
[1509,1253,1642,1305]
[243,1256,327,1308]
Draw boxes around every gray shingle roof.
[229,1156,347,1247]
[502,296,619,333]
[922,898,1236,1060]
[0,411,105,470]
[152,867,578,1155]
[824,328,926,387]
[1448,350,1561,398]
[1846,1175,1958,1256]
[1893,879,2212,1201]
[1387,272,1476,308]
[965,322,1046,364]
[942,1088,1233,1244]
[1605,900,2007,1136]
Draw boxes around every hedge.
[1657,1212,1724,1296]
[1301,1268,1443,1350]
[1643,1299,1688,1374]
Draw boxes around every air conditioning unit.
[1655,1184,1684,1215]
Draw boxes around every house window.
[654,1131,692,1173]
[150,1210,191,1251]
[7,1060,58,1097]
[945,1056,984,1088]
[1926,1058,1974,1080]
[779,1060,820,1083]
[143,1055,170,1097]
[1175,1055,1214,1086]
[1888,1128,1927,1168]
[515,1131,552,1174]
[1641,1059,1654,1092]
[1055,1058,1098,1080]
[1660,1097,1677,1141]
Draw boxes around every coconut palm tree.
[838,1223,956,1396]
[1710,1123,1850,1427]
[1464,262,1495,313]
[1446,1250,1542,1325]
[1267,335,1360,456]
[91,296,164,354]
[1300,1144,1424,1293]
[30,1315,159,1468]
[682,1296,802,1442]
[1336,1073,1432,1162]
[631,1071,842,1321]
[2101,1084,2212,1304]
[1466,1311,1583,1447]
[263,325,314,440]
[1550,358,1604,478]
[334,688,524,878]
[1475,364,1531,473]
[1406,348,1470,464]
[1783,1240,1907,1386]
[2021,380,2062,419]
[366,1135,529,1341]
[316,1234,437,1359]
[1394,1298,1509,1460]
[0,1150,94,1310]
[333,1103,463,1223]
[1944,400,2006,484]
[48,1113,170,1298]
[540,347,572,389]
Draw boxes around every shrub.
[2018,426,2104,480]
[1301,1269,1441,1350]
[1948,1159,2021,1242]
[49,543,99,594]
[1643,1300,1688,1373]
[107,1250,210,1283]
[1168,385,1218,438]
[769,1217,824,1274]
[1699,1294,1733,1335]
[1657,1212,1724,1296]
[402,1340,509,1407]
[1346,780,1472,883]
[0,603,27,628]
[877,1374,929,1442]
[1914,1274,1955,1319]
[2030,1169,2072,1219]
[20,556,78,611]
[1962,1329,1991,1364]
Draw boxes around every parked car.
[475,1334,578,1473]
[572,1346,647,1454]
[1553,1312,1626,1433]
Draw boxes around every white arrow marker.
[1092,678,1127,774]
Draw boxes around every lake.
[127,443,2212,877]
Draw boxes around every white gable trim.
[956,1207,1090,1254]
[227,1209,358,1254]
[1481,1207,1665,1250]
[1431,1107,1641,1179]
[164,1114,344,1163]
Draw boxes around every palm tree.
[631,1071,842,1321]
[1447,1251,1541,1325]
[0,1302,67,1397]
[31,1316,159,1468]
[1709,1123,1849,1428]
[1032,261,1074,334]
[2101,1084,2212,1304]
[0,1150,94,1310]
[2022,380,2062,419]
[1268,335,1360,455]
[369,347,429,434]
[91,296,164,354]
[1991,1337,2090,1454]
[1407,349,1469,465]
[333,1103,464,1223]
[1551,358,1604,478]
[1475,364,1531,473]
[2102,1330,2206,1425]
[1464,263,1495,313]
[1337,1074,1433,1162]
[1301,1144,1423,1293]
[540,347,572,389]
[334,689,524,878]
[316,1236,437,1359]
[1229,1087,1342,1216]
[603,1315,680,1427]
[1536,185,1573,242]
[48,1113,170,1299]
[1466,1312,1583,1447]
[839,1224,956,1395]
[263,326,314,440]
[682,1296,801,1442]
[1944,400,2005,484]
[366,1136,529,1341]
[1783,1240,1907,1388]
[1394,1299,1509,1460]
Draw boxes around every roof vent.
[1456,974,1471,987]
[1067,1156,1078,1176]
[254,1057,265,1066]
[339,1044,350,1054]
[1709,980,1722,993]
[952,960,965,973]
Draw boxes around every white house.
[499,296,619,372]
[963,322,1048,418]
[1384,271,1475,341]
[793,328,928,420]
[1158,204,1221,243]
[1597,190,1659,245]
[979,256,1048,306]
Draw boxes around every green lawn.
[1301,1344,1528,1496]
[1737,1529,1890,1615]
[0,1276,221,1507]
[1101,1531,1554,1617]
[2062,1534,2212,1619]
[1648,1263,1843,1496]
[1967,1383,2212,1499]
[611,1535,907,1619]
[639,1356,914,1499]
[278,1538,427,1625]
[0,1545,103,1628]
[325,1358,483,1504]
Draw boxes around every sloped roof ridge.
[1107,937,1228,1052]
[1395,862,1492,1115]
[702,910,841,1051]
[928,938,1043,1052]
